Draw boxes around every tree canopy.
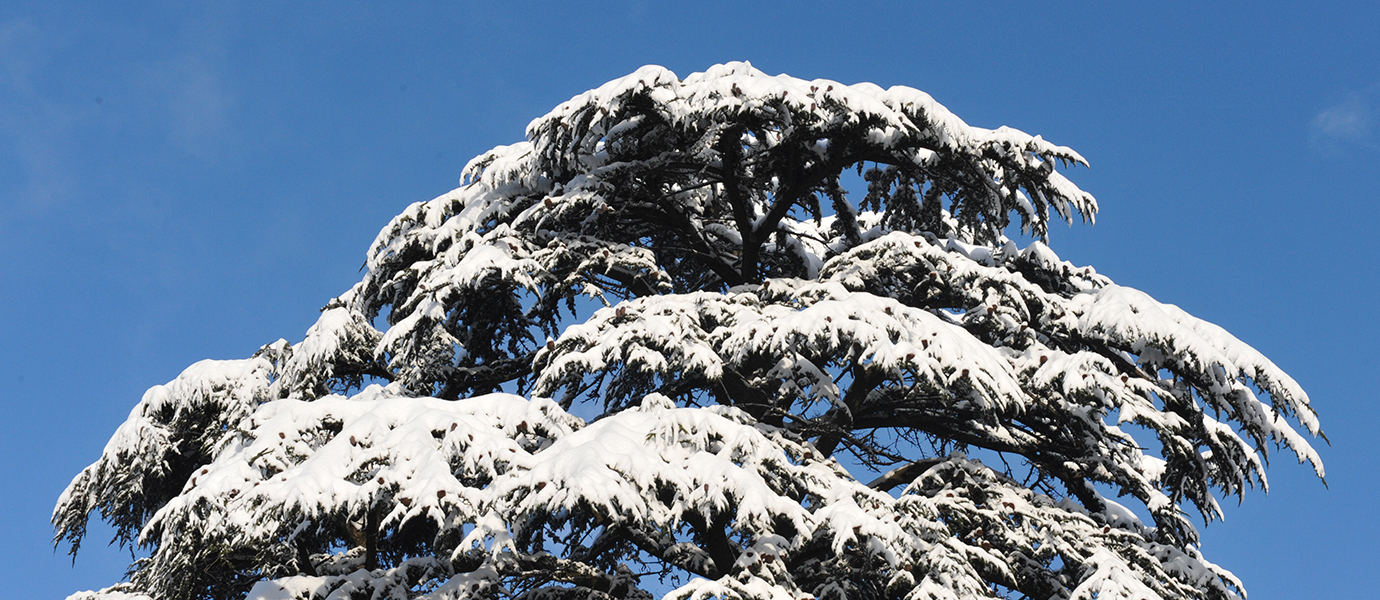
[57,62,1322,600]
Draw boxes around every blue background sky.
[3,2,1376,598]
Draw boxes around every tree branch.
[683,509,739,577]
[868,457,947,492]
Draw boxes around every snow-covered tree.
[57,63,1323,600]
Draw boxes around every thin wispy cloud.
[137,55,233,155]
[0,18,91,209]
[1310,90,1376,153]
[0,13,236,214]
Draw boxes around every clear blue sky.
[3,2,1376,598]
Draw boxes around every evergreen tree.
[57,63,1322,600]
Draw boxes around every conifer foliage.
[57,63,1322,600]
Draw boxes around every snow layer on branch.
[519,61,1095,240]
[244,556,493,600]
[275,290,384,398]
[66,590,154,600]
[55,354,279,554]
[818,231,1321,509]
[337,62,1107,397]
[534,228,1320,545]
[72,381,1246,599]
[141,386,579,549]
[534,285,1026,416]
[1072,285,1322,475]
[492,395,859,549]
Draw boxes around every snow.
[66,591,154,600]
[55,63,1317,600]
